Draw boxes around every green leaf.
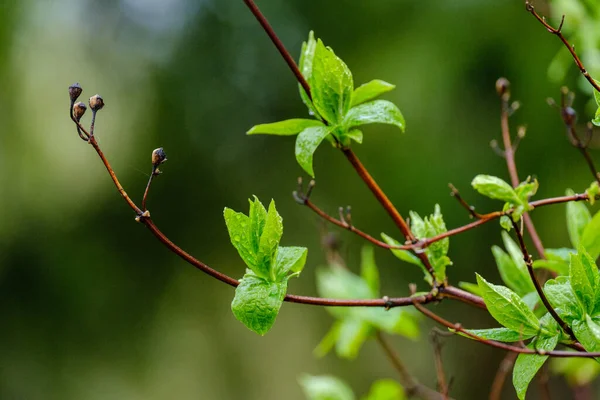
[512,334,559,400]
[464,327,534,342]
[248,196,267,254]
[247,119,324,136]
[572,318,600,353]
[471,175,520,204]
[314,321,342,358]
[580,210,600,259]
[492,244,533,296]
[311,39,354,124]
[407,205,451,284]
[343,129,363,145]
[335,318,372,359]
[360,246,379,294]
[544,276,583,321]
[351,80,395,108]
[299,375,355,400]
[566,190,591,248]
[533,248,573,276]
[569,250,598,314]
[344,100,405,132]
[586,181,600,205]
[298,31,321,118]
[476,274,541,335]
[515,178,538,203]
[275,246,308,279]
[224,208,258,272]
[586,314,600,342]
[256,200,283,279]
[551,357,600,387]
[231,274,287,335]
[500,215,513,231]
[359,308,420,339]
[458,281,483,296]
[593,81,600,107]
[381,233,431,285]
[362,379,406,400]
[295,126,332,177]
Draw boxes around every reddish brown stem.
[526,3,600,93]
[511,220,575,338]
[489,352,517,400]
[412,299,600,358]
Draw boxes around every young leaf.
[586,181,600,205]
[314,321,342,358]
[311,39,354,124]
[275,246,308,279]
[572,318,600,353]
[351,79,395,108]
[380,233,431,284]
[360,246,379,294]
[471,175,520,204]
[231,274,288,335]
[458,281,483,296]
[295,126,332,177]
[343,100,405,132]
[249,196,267,254]
[476,274,540,335]
[343,129,363,145]
[492,245,532,296]
[544,276,583,321]
[566,190,591,248]
[579,210,600,260]
[362,379,406,400]
[515,178,538,203]
[224,208,258,272]
[247,119,324,136]
[569,251,598,314]
[464,327,534,342]
[256,200,284,278]
[586,314,600,342]
[533,248,573,276]
[335,318,372,359]
[593,81,600,127]
[512,334,559,400]
[299,375,356,400]
[298,31,320,118]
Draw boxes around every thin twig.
[510,220,575,338]
[526,2,600,93]
[411,295,600,358]
[376,331,452,400]
[449,183,482,219]
[498,78,547,260]
[430,330,450,398]
[489,352,518,400]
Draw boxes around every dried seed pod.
[151,147,167,166]
[69,83,82,102]
[73,102,87,121]
[89,94,104,111]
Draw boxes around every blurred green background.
[1,0,600,399]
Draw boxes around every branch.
[510,220,575,339]
[376,331,453,400]
[411,292,600,358]
[526,2,600,93]
[496,77,547,260]
[489,352,518,400]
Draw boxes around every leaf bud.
[495,77,510,98]
[73,102,87,121]
[69,83,82,102]
[151,147,167,166]
[89,94,104,111]
[562,107,577,126]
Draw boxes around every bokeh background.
[1,0,600,399]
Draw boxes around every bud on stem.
[73,102,87,121]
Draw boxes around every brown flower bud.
[69,83,82,102]
[89,94,104,111]
[151,148,167,166]
[73,102,87,121]
[495,77,510,97]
